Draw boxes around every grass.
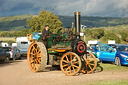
[89,63,128,85]
[0,37,15,41]
[97,62,128,72]
[89,80,128,85]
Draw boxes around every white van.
[16,37,30,56]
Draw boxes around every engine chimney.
[74,12,81,39]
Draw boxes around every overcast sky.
[0,0,128,17]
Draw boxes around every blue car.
[94,43,128,66]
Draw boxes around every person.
[42,25,49,37]
[42,25,50,47]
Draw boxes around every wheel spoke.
[72,56,77,61]
[37,58,41,64]
[73,61,79,64]
[70,54,72,61]
[89,59,95,63]
[69,66,71,74]
[62,60,68,63]
[72,66,75,72]
[63,64,68,67]
[65,56,69,62]
[65,66,70,72]
[86,55,91,60]
[30,60,35,64]
[37,54,41,58]
[88,64,93,71]
[88,63,95,66]
[30,52,35,55]
[72,65,79,68]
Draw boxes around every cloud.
[0,0,128,17]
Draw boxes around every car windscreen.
[117,45,128,51]
[2,47,11,51]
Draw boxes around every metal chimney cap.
[74,12,81,15]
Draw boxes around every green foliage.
[91,29,104,39]
[85,28,104,39]
[102,31,120,43]
[0,15,32,31]
[0,29,30,37]
[119,32,128,41]
[27,10,63,33]
[0,15,32,22]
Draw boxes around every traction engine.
[27,12,97,76]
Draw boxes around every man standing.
[42,25,50,47]
[42,25,49,37]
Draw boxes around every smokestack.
[74,12,81,39]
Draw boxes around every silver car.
[2,47,21,60]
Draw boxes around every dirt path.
[0,59,128,85]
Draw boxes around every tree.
[27,10,63,33]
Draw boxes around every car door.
[98,44,116,62]
[0,49,6,60]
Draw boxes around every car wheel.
[115,57,121,66]
[18,55,21,60]
[4,57,9,63]
[13,56,16,61]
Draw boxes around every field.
[0,37,15,41]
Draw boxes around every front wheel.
[115,57,121,66]
[60,52,81,76]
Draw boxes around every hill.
[0,15,32,31]
[0,15,128,31]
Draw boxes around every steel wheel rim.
[27,43,41,72]
[60,52,81,76]
[81,52,97,74]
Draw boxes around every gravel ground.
[0,59,128,85]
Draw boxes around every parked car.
[16,37,30,56]
[2,47,21,60]
[87,45,97,57]
[94,43,128,66]
[0,48,10,63]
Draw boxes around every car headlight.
[120,54,128,58]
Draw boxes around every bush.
[102,32,120,43]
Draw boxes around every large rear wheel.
[27,42,47,72]
[60,52,81,76]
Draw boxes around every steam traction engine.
[27,12,97,76]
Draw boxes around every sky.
[0,0,128,17]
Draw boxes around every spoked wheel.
[80,52,97,74]
[27,42,47,72]
[60,52,81,76]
